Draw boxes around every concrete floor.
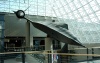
[4,54,40,63]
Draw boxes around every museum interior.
[0,0,100,63]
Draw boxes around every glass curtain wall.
[0,0,46,16]
[48,0,100,44]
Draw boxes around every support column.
[30,36,33,51]
[45,37,53,63]
[0,13,5,63]
[45,38,52,50]
[22,53,25,63]
[26,21,30,47]
[30,36,33,47]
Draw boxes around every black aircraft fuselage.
[14,10,85,47]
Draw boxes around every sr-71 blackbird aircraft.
[14,10,85,47]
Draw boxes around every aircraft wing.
[30,21,85,47]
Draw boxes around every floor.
[4,54,40,63]
[3,54,100,63]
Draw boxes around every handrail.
[0,51,100,57]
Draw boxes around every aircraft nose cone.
[15,10,25,18]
